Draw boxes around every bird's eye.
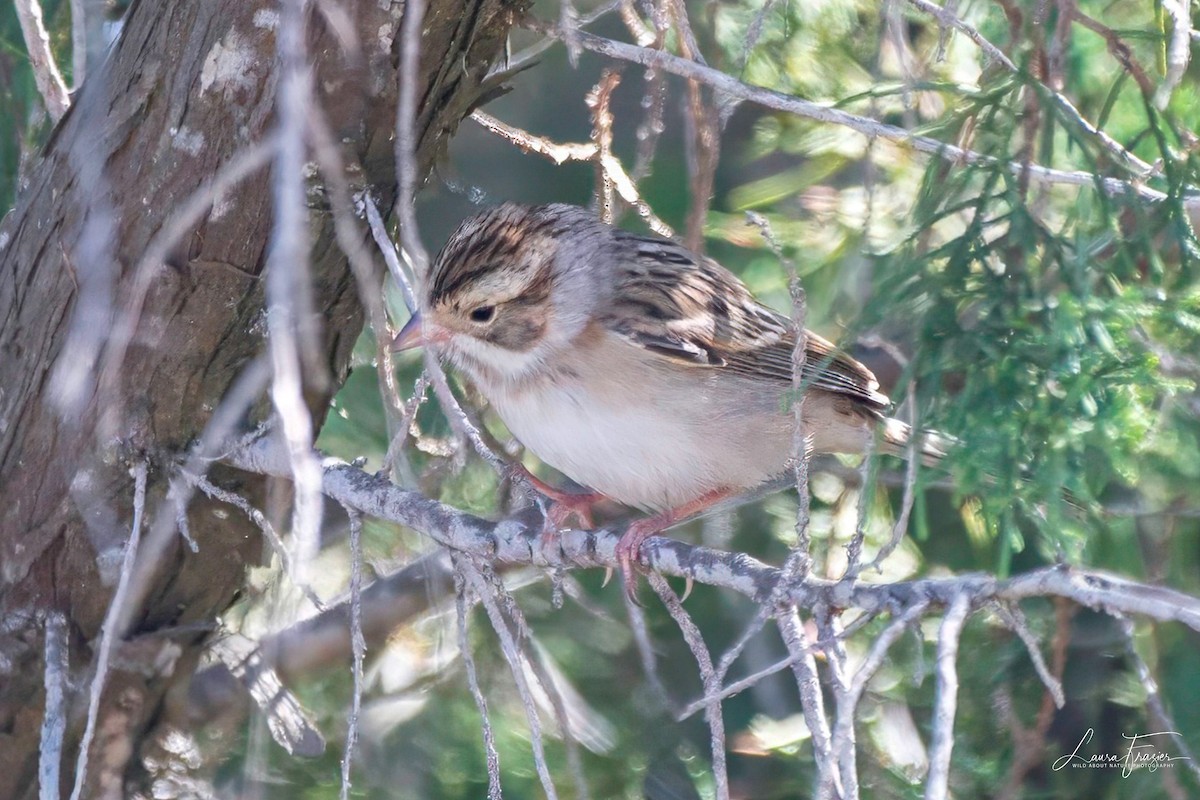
[469,305,496,323]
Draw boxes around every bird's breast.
[484,346,795,511]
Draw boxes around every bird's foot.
[606,487,735,604]
[504,463,604,550]
[612,516,669,606]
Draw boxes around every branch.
[14,0,70,122]
[70,461,148,800]
[220,434,1200,633]
[38,613,68,800]
[905,0,1154,175]
[924,593,970,800]
[543,29,1193,207]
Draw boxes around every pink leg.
[614,487,734,603]
[507,463,605,531]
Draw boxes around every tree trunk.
[0,0,520,795]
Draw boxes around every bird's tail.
[880,418,953,467]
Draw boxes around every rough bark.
[0,0,521,796]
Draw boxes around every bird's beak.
[391,312,450,351]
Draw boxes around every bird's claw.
[545,494,597,531]
[614,520,659,607]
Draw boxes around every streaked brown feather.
[603,231,890,413]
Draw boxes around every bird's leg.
[505,462,604,531]
[613,487,734,604]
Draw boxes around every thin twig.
[69,461,148,800]
[338,507,366,800]
[116,356,273,638]
[924,593,971,800]
[648,573,729,800]
[672,0,718,252]
[14,0,70,122]
[181,469,327,611]
[905,0,1153,175]
[1071,10,1156,97]
[1116,613,1200,783]
[1155,0,1192,110]
[471,110,600,164]
[630,0,669,181]
[827,601,930,799]
[776,609,837,797]
[305,108,407,456]
[549,29,1191,206]
[818,610,856,800]
[393,0,430,276]
[483,566,591,800]
[452,559,503,800]
[498,0,625,75]
[381,372,430,482]
[460,557,560,800]
[993,601,1064,708]
[747,212,812,579]
[560,0,581,65]
[677,608,880,722]
[267,0,324,585]
[39,612,69,800]
[588,70,621,223]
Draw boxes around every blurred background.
[4,0,1200,796]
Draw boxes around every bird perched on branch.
[393,203,942,598]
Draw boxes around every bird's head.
[392,203,608,387]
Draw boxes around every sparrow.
[393,203,939,596]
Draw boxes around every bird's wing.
[603,232,890,413]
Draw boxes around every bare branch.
[459,557,560,800]
[745,212,812,580]
[69,461,148,800]
[471,110,599,164]
[181,469,327,612]
[338,508,366,800]
[776,609,836,795]
[924,592,971,800]
[588,71,620,223]
[905,0,1154,175]
[453,562,503,800]
[648,573,729,800]
[993,601,1064,709]
[305,108,407,455]
[14,0,70,122]
[1156,0,1192,110]
[267,0,325,585]
[222,434,1200,635]
[547,29,1191,206]
[394,0,431,276]
[39,612,69,800]
[631,0,669,181]
[559,0,581,65]
[499,0,625,75]
[1071,10,1156,98]
[1116,613,1200,784]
